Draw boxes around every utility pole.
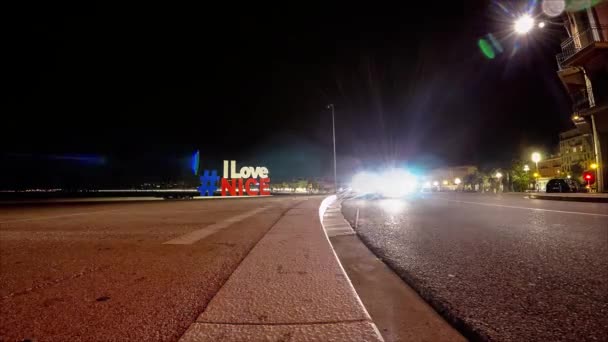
[328,104,337,193]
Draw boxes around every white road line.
[0,209,124,224]
[437,198,608,217]
[163,207,270,245]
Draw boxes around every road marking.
[163,207,271,245]
[437,198,608,217]
[0,209,124,224]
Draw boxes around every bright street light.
[531,152,541,163]
[514,14,535,34]
[495,172,503,179]
[591,163,598,170]
[538,21,546,28]
[531,152,541,173]
[442,180,449,186]
[523,164,530,172]
[454,178,462,185]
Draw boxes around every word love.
[220,160,270,196]
[222,160,269,179]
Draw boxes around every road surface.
[0,196,307,341]
[342,192,608,342]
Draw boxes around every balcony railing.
[556,25,608,70]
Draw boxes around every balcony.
[556,25,608,70]
[571,88,592,112]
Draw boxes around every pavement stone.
[180,321,382,342]
[196,198,371,325]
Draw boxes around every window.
[579,146,583,152]
[573,147,577,153]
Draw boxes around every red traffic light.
[583,171,595,183]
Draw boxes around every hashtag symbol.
[198,170,219,196]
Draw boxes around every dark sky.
[4,1,575,187]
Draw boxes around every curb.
[318,196,384,341]
[528,194,608,203]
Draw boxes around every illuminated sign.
[197,159,270,197]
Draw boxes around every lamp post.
[532,152,541,192]
[591,163,598,192]
[327,104,337,193]
[531,152,541,171]
[495,172,503,193]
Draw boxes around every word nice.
[220,160,270,196]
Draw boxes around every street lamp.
[514,14,535,34]
[531,152,541,171]
[523,164,530,172]
[327,104,337,193]
[454,178,461,185]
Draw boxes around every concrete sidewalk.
[179,197,383,341]
[528,192,608,203]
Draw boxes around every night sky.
[4,1,575,188]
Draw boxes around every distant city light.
[495,172,503,179]
[573,114,580,120]
[523,164,530,172]
[591,163,598,170]
[538,22,546,28]
[433,181,439,186]
[454,178,462,185]
[514,14,534,34]
[442,180,449,185]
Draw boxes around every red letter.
[221,178,237,196]
[245,178,259,196]
[259,177,270,196]
[238,178,244,195]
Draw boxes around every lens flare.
[566,0,603,12]
[478,38,495,59]
[542,0,565,17]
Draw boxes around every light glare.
[514,15,534,34]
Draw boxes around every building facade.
[556,2,608,191]
[427,165,477,186]
[559,128,596,174]
[537,155,563,178]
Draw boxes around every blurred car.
[546,178,580,193]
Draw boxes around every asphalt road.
[0,196,305,342]
[342,192,608,342]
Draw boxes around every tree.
[570,163,584,183]
[510,160,531,192]
[463,173,476,191]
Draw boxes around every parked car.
[546,178,580,193]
